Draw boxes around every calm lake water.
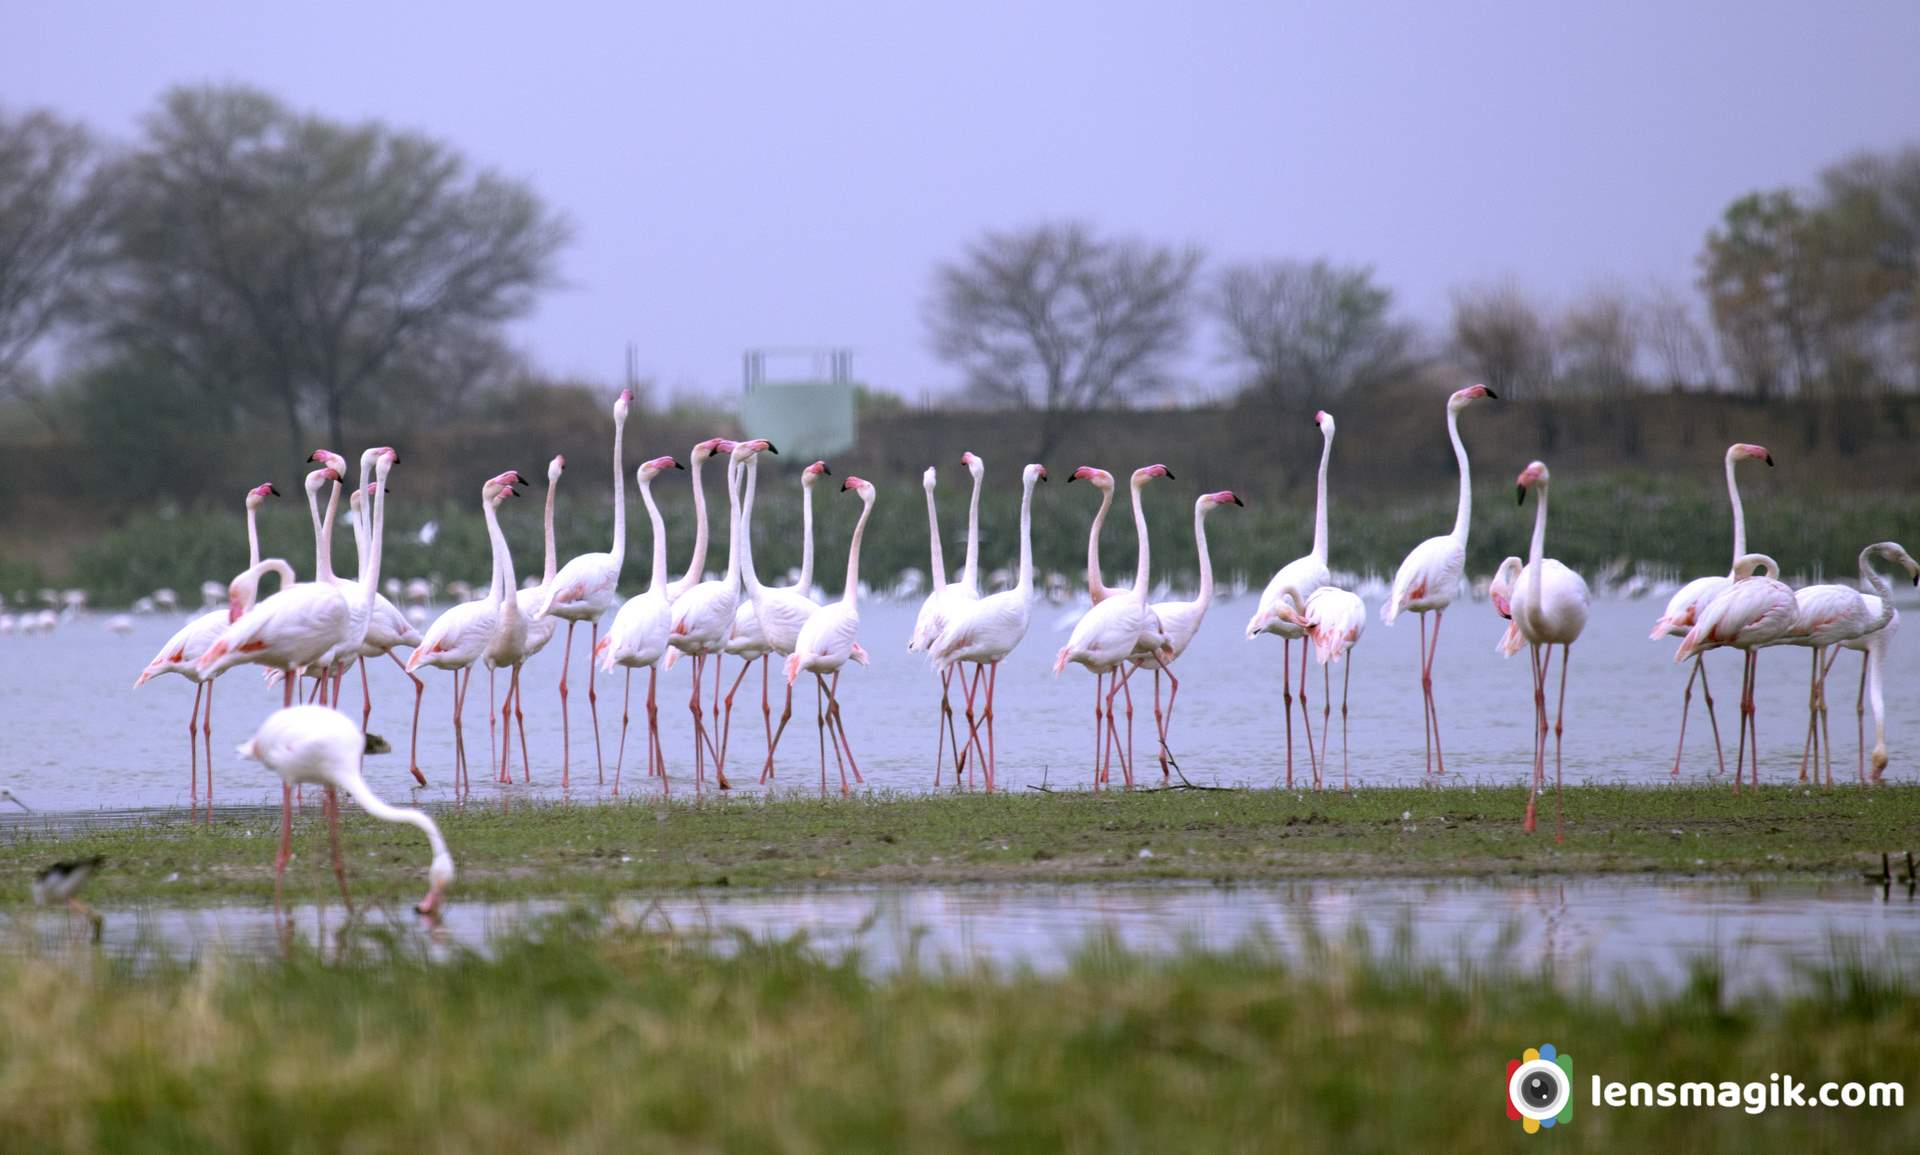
[20,878,1919,996]
[2,596,1914,810]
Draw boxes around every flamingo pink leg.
[712,654,731,790]
[765,678,796,784]
[615,668,631,795]
[648,668,667,792]
[932,669,963,787]
[514,666,532,784]
[1426,610,1448,775]
[325,785,353,912]
[1339,653,1352,792]
[588,621,605,784]
[983,661,998,793]
[1282,639,1296,788]
[273,781,293,920]
[720,659,753,772]
[188,682,204,803]
[1300,642,1320,787]
[388,650,427,786]
[1092,670,1107,787]
[202,680,215,814]
[557,621,575,788]
[760,657,774,777]
[1856,652,1869,784]
[359,657,373,731]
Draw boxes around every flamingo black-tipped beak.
[512,471,529,485]
[267,485,280,496]
[765,442,779,455]
[1484,388,1499,399]
[1765,454,1775,466]
[1516,485,1526,506]
[1164,469,1175,480]
[306,452,319,462]
[674,461,686,470]
[1231,495,1244,507]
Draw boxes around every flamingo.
[405,473,525,791]
[310,448,401,706]
[1782,542,1919,784]
[1268,584,1367,791]
[1054,465,1174,789]
[344,481,427,784]
[667,439,769,791]
[532,388,632,787]
[484,473,535,787]
[1247,410,1337,786]
[1489,555,1524,658]
[929,463,1048,792]
[1131,489,1244,778]
[1850,613,1899,782]
[911,453,984,786]
[785,475,878,795]
[1504,463,1591,842]
[1381,385,1497,776]
[237,704,453,918]
[1675,554,1798,791]
[725,456,830,781]
[1647,443,1773,779]
[134,481,279,807]
[598,456,685,794]
[667,438,732,599]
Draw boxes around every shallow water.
[23,877,1920,996]
[3,596,1914,809]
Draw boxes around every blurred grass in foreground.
[0,916,1914,1152]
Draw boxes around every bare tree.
[1448,280,1555,399]
[98,86,570,454]
[1212,258,1416,405]
[925,222,1201,456]
[1557,287,1641,399]
[0,108,114,417]
[1641,283,1715,392]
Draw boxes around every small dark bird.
[34,855,105,940]
[0,788,29,812]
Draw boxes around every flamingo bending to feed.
[1675,554,1797,791]
[785,475,878,795]
[1782,542,1918,784]
[1055,465,1173,789]
[1381,385,1496,776]
[406,473,524,791]
[238,705,453,917]
[599,456,684,793]
[724,456,829,781]
[929,463,1048,792]
[911,453,984,786]
[1504,462,1591,842]
[667,439,767,791]
[532,388,632,787]
[1247,409,1337,786]
[1268,584,1367,791]
[134,481,279,806]
[1648,443,1772,779]
[1131,489,1243,778]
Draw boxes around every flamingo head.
[1313,410,1335,436]
[372,446,400,467]
[305,466,342,495]
[547,455,565,484]
[1730,442,1774,467]
[1516,460,1548,503]
[1200,490,1243,510]
[1732,553,1779,581]
[921,465,937,491]
[614,388,634,421]
[1867,541,1920,586]
[803,460,831,485]
[693,437,728,460]
[418,851,455,918]
[1448,383,1497,409]
[245,483,279,510]
[961,451,984,479]
[1132,464,1174,487]
[307,449,347,476]
[840,474,875,499]
[482,471,523,504]
[1022,463,1048,487]
[1068,466,1114,491]
[1490,556,1523,618]
[637,455,682,484]
[731,438,777,463]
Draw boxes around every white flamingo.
[1504,462,1591,842]
[134,481,279,806]
[785,475,878,795]
[532,388,632,787]
[1055,465,1174,789]
[1269,584,1367,791]
[406,472,524,791]
[1131,488,1243,778]
[1647,443,1773,779]
[911,453,984,786]
[598,456,685,794]
[484,472,535,787]
[1675,554,1798,791]
[345,480,427,784]
[1381,385,1497,777]
[1782,542,1919,784]
[238,704,453,918]
[311,448,400,702]
[1247,410,1336,786]
[929,463,1048,792]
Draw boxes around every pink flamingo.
[599,456,684,793]
[1505,463,1591,842]
[1783,542,1918,784]
[929,464,1048,792]
[911,453,984,786]
[1675,554,1797,791]
[1268,584,1367,791]
[406,472,524,791]
[532,388,632,787]
[134,481,279,806]
[510,456,566,760]
[1131,489,1243,778]
[785,475,878,794]
[1055,465,1174,789]
[1381,385,1497,776]
[310,448,400,708]
[1247,410,1337,786]
[1648,444,1773,779]
[485,470,536,787]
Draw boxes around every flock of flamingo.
[124,383,1915,911]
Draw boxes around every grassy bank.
[3,786,1916,906]
[1,917,1914,1152]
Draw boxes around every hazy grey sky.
[8,1,1919,399]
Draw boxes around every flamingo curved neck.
[1527,481,1549,611]
[541,473,559,586]
[961,467,983,591]
[1312,427,1332,561]
[1193,501,1216,610]
[720,455,743,589]
[739,457,764,599]
[337,767,451,872]
[608,410,627,568]
[246,503,262,569]
[232,559,295,616]
[1858,547,1898,634]
[678,454,712,594]
[641,477,668,595]
[1129,482,1152,600]
[843,492,875,605]
[1724,448,1747,571]
[1087,486,1115,601]
[1447,405,1472,542]
[483,497,514,611]
[1015,476,1038,593]
[923,481,947,593]
[796,477,816,590]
